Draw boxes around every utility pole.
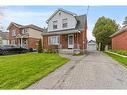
[87,5,90,16]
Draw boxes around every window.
[53,21,57,29]
[12,30,16,36]
[62,18,67,28]
[59,12,61,15]
[22,29,27,34]
[48,36,59,45]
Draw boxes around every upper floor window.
[53,21,57,29]
[58,12,61,15]
[62,18,68,28]
[12,30,16,36]
[22,29,28,34]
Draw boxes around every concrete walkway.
[27,50,127,89]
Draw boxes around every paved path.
[27,51,127,89]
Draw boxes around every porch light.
[78,30,81,33]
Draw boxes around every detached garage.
[110,26,127,50]
[87,40,96,51]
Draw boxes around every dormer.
[46,9,77,32]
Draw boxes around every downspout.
[41,33,43,49]
[82,31,85,53]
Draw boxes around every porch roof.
[15,34,28,38]
[42,29,83,36]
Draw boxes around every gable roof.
[88,40,96,43]
[75,14,87,30]
[43,14,87,34]
[110,26,127,37]
[7,22,23,29]
[46,8,77,23]
[7,22,43,32]
[22,24,43,32]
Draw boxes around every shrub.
[37,39,43,53]
[47,45,58,53]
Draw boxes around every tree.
[92,16,119,51]
[37,39,43,53]
[122,16,127,26]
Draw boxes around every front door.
[68,34,74,48]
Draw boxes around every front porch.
[59,33,81,49]
[15,34,29,48]
[42,29,87,54]
[58,49,82,55]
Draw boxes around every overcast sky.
[0,6,127,40]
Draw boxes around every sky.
[0,6,127,40]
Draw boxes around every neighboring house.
[87,40,96,51]
[0,30,9,45]
[42,8,87,53]
[110,26,127,50]
[7,22,43,49]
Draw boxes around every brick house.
[7,22,43,49]
[42,9,87,53]
[110,26,127,50]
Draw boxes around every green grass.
[105,52,127,67]
[0,53,69,89]
[108,49,127,56]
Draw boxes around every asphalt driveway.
[28,50,127,89]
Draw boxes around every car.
[0,45,29,55]
[28,48,37,52]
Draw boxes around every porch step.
[59,49,80,55]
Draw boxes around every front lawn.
[108,50,127,56]
[105,52,127,67]
[0,53,69,89]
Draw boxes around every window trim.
[48,36,59,45]
[22,28,28,34]
[53,20,58,29]
[62,18,68,28]
[12,30,16,36]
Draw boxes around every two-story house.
[7,22,43,49]
[42,8,87,53]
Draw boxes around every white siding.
[48,11,77,32]
[87,43,97,51]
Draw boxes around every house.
[87,40,96,51]
[42,8,87,53]
[7,22,43,49]
[110,26,127,50]
[0,30,9,45]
